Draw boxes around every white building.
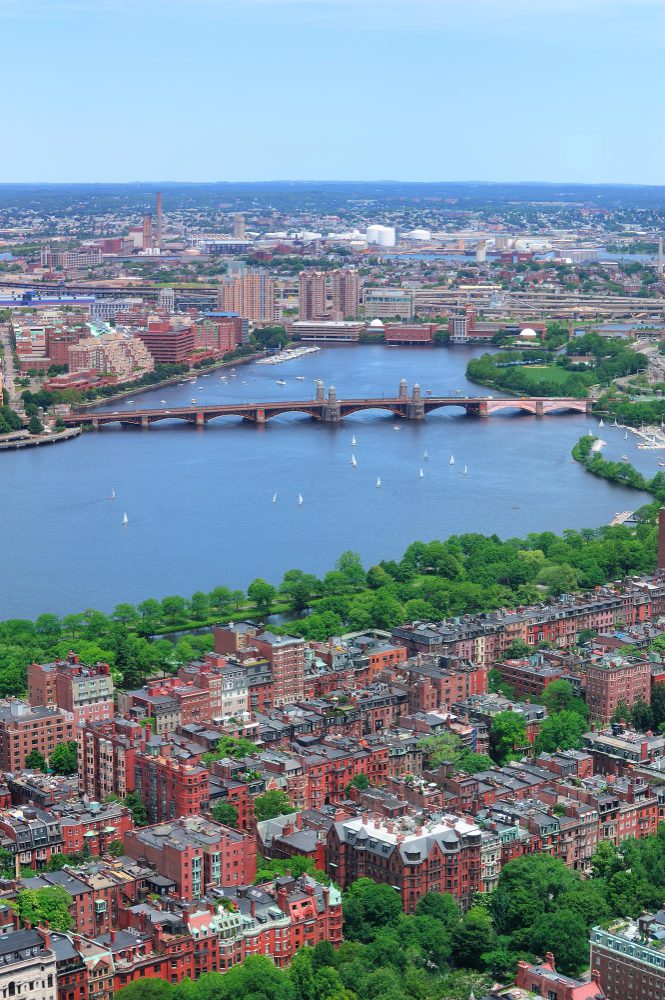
[366,225,396,247]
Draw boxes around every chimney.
[545,951,556,970]
[110,930,116,944]
[591,969,601,987]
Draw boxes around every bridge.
[62,382,592,430]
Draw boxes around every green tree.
[489,711,528,764]
[161,595,187,625]
[25,749,47,770]
[14,886,73,931]
[631,698,654,732]
[210,802,239,828]
[117,981,174,1000]
[27,415,44,435]
[253,789,293,822]
[113,603,137,624]
[415,891,460,929]
[335,551,366,588]
[189,591,210,621]
[124,791,148,826]
[502,639,531,659]
[451,907,495,969]
[534,710,588,755]
[343,878,402,942]
[49,741,79,775]
[529,908,589,976]
[247,578,277,612]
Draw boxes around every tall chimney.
[658,509,665,571]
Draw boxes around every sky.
[1,0,664,185]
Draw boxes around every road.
[0,324,18,405]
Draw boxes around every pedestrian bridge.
[63,382,592,429]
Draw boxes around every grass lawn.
[519,364,578,386]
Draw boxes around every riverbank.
[571,434,658,497]
[0,426,81,450]
[75,350,267,410]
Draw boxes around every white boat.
[426,389,432,396]
[419,468,424,478]
[625,431,628,439]
[272,493,277,503]
[110,489,116,500]
[449,455,455,465]
[298,494,303,506]
[599,419,604,428]
[376,477,381,488]
[622,455,629,462]
[191,398,197,403]
[393,425,400,431]
[463,465,468,476]
[423,450,429,460]
[122,512,128,525]
[160,400,166,404]
[276,379,286,386]
[295,376,306,380]
[351,454,357,467]
[351,435,357,446]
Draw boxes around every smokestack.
[659,509,665,571]
[156,193,163,248]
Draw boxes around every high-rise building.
[217,268,275,323]
[331,268,360,320]
[155,192,163,248]
[157,287,175,313]
[232,213,246,239]
[142,214,153,250]
[298,270,328,320]
[28,653,114,727]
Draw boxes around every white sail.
[419,468,424,478]
[463,465,468,476]
[376,477,381,488]
[351,436,357,446]
[298,494,303,505]
[122,512,128,525]
[351,454,357,467]
[423,450,428,460]
[272,493,277,503]
[110,489,116,500]
[599,419,604,428]
[449,455,455,465]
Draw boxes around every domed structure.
[369,318,385,328]
[519,327,538,338]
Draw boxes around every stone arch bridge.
[63,381,592,430]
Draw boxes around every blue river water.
[1,344,651,619]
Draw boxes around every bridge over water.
[63,381,592,430]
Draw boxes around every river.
[1,344,649,619]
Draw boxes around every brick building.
[0,702,75,771]
[78,718,142,802]
[28,655,114,727]
[585,657,651,723]
[327,811,483,911]
[515,953,604,1000]
[124,816,256,900]
[591,912,665,1000]
[134,749,209,825]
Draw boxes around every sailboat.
[110,489,116,500]
[423,450,429,460]
[122,512,128,525]
[351,435,357,447]
[376,477,381,488]
[449,455,455,465]
[625,431,628,440]
[298,494,303,506]
[419,468,424,478]
[272,493,277,503]
[351,454,357,467]
[599,419,604,428]
[463,465,468,477]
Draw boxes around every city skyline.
[2,0,663,185]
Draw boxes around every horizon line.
[0,178,664,188]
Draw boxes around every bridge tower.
[406,383,425,420]
[399,378,408,399]
[315,381,325,401]
[322,385,341,422]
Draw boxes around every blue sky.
[2,0,664,184]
